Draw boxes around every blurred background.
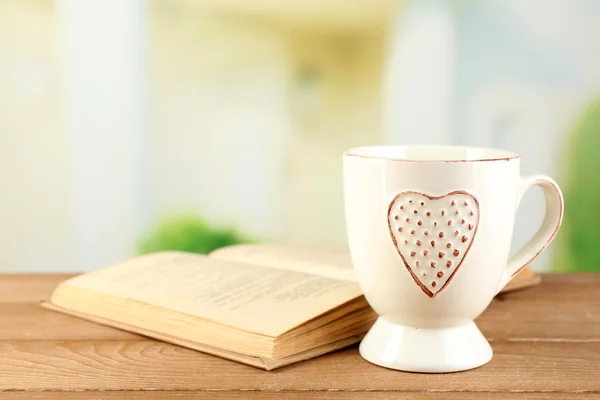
[1,0,599,273]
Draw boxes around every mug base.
[359,317,492,373]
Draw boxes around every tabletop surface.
[0,273,599,399]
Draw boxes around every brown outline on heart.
[387,191,480,298]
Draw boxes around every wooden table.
[0,274,599,399]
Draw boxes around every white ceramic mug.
[343,145,563,372]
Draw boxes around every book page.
[210,243,357,281]
[61,251,362,337]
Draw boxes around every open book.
[43,243,540,370]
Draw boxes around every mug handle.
[497,175,564,293]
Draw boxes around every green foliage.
[556,99,600,271]
[139,215,247,255]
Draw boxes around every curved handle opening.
[497,175,564,293]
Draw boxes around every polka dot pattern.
[388,191,479,298]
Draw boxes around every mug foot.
[359,317,492,373]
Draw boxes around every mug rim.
[344,145,520,163]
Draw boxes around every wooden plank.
[477,273,600,340]
[479,298,600,341]
[0,340,598,392]
[1,273,599,396]
[0,303,139,341]
[495,274,600,303]
[0,274,73,303]
[1,392,598,399]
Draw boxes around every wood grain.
[0,274,73,303]
[0,340,598,392]
[479,280,600,340]
[1,394,598,400]
[0,303,139,341]
[0,273,599,398]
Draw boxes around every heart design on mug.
[387,191,480,298]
